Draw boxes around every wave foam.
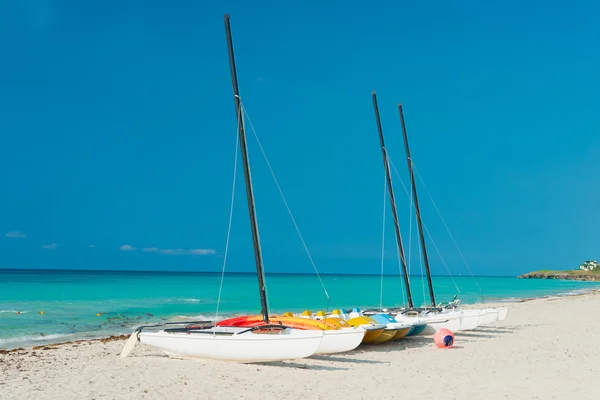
[0,310,31,314]
[0,333,74,347]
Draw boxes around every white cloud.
[189,249,217,255]
[120,244,137,251]
[141,247,216,256]
[41,243,57,249]
[159,249,187,255]
[5,231,27,239]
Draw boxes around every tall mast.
[398,103,436,307]
[371,91,414,308]
[224,14,269,322]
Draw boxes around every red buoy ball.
[434,328,454,348]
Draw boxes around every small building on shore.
[579,260,599,271]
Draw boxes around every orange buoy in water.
[434,328,454,348]
[96,313,101,317]
[16,311,21,315]
[39,311,44,315]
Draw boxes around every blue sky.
[0,0,598,276]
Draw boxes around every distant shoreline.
[519,270,600,281]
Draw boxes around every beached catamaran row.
[120,14,508,363]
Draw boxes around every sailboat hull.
[216,315,365,354]
[405,323,427,336]
[218,315,330,330]
[391,327,412,340]
[138,328,323,363]
[419,314,462,335]
[497,307,509,321]
[361,328,385,343]
[458,310,484,330]
[481,308,499,324]
[368,329,396,344]
[314,329,366,354]
[345,316,387,343]
[366,315,413,342]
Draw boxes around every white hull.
[393,313,461,335]
[481,308,499,325]
[458,310,485,330]
[314,328,366,354]
[421,313,462,335]
[459,306,508,324]
[384,322,413,331]
[497,307,509,321]
[138,327,323,363]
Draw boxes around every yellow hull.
[311,311,355,329]
[391,327,412,340]
[368,329,396,344]
[270,315,337,330]
[361,328,385,343]
[319,318,353,329]
[346,316,385,344]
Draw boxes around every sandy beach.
[2,292,599,400]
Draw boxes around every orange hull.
[217,315,338,330]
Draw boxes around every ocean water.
[1,269,598,349]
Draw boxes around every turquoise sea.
[1,269,598,349]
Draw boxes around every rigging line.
[406,167,423,304]
[380,173,386,311]
[411,163,485,301]
[407,176,413,277]
[241,102,331,301]
[409,181,428,308]
[416,220,428,307]
[383,154,407,306]
[417,207,461,295]
[214,104,241,323]
[240,106,272,314]
[387,157,461,294]
[408,176,427,308]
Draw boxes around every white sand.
[2,292,600,400]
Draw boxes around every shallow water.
[1,269,598,348]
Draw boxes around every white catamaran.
[363,93,508,332]
[119,14,326,363]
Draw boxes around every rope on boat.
[383,153,408,306]
[416,219,428,307]
[241,102,331,303]
[387,157,462,296]
[380,173,386,311]
[403,157,428,308]
[214,100,241,327]
[412,163,485,303]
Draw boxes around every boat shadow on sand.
[350,336,433,355]
[254,337,435,370]
[453,325,525,341]
[255,361,351,371]
[309,355,385,364]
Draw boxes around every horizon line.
[0,268,518,278]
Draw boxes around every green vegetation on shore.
[519,269,600,281]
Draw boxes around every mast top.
[224,13,270,322]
